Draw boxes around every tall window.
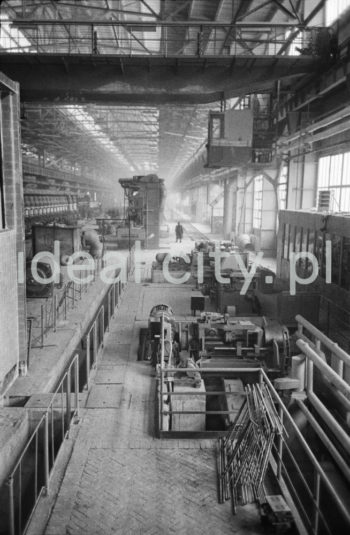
[317,152,350,212]
[326,0,350,25]
[253,175,263,228]
[238,96,251,110]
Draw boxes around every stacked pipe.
[217,383,282,513]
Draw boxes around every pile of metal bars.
[218,383,282,513]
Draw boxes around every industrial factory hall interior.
[1,1,350,534]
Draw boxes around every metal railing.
[157,363,350,533]
[2,257,131,534]
[2,21,325,58]
[157,313,350,534]
[84,305,104,390]
[6,354,80,535]
[29,269,95,349]
[296,314,350,382]
[263,371,350,535]
[293,315,350,529]
[4,270,128,533]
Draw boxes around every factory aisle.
[41,281,264,535]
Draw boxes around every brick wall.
[0,72,26,394]
[0,231,20,391]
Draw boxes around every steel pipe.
[307,391,350,452]
[296,315,350,368]
[261,370,350,526]
[12,20,312,28]
[296,339,350,397]
[296,400,350,484]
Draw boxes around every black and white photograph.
[0,1,350,534]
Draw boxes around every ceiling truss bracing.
[0,0,324,57]
[0,0,329,190]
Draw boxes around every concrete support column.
[287,153,300,209]
[223,177,236,240]
[0,73,26,393]
[195,185,209,223]
[235,171,248,236]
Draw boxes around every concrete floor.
[4,224,275,535]
[26,274,265,535]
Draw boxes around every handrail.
[158,356,350,532]
[7,353,80,535]
[12,21,317,28]
[296,339,350,397]
[1,21,326,58]
[29,265,95,350]
[261,369,350,529]
[295,315,350,452]
[296,314,350,368]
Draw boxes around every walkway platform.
[26,277,264,535]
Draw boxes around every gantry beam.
[1,55,321,104]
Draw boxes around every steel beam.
[0,56,319,104]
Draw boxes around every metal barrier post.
[86,332,90,389]
[277,406,283,482]
[101,306,105,340]
[93,321,98,365]
[159,368,164,434]
[313,471,321,534]
[27,318,33,369]
[53,294,57,332]
[74,356,79,417]
[41,304,44,347]
[44,413,50,494]
[7,476,15,535]
[107,290,111,331]
[79,270,82,299]
[159,314,165,433]
[306,357,313,396]
[112,283,116,313]
[72,282,75,309]
[66,367,72,432]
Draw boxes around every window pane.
[340,187,350,212]
[318,156,330,189]
[326,0,350,25]
[317,152,350,213]
[329,154,343,187]
[342,152,350,186]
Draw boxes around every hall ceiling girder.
[0,0,330,190]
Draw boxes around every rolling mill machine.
[139,302,291,435]
[144,306,350,534]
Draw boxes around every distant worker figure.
[175,221,184,243]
